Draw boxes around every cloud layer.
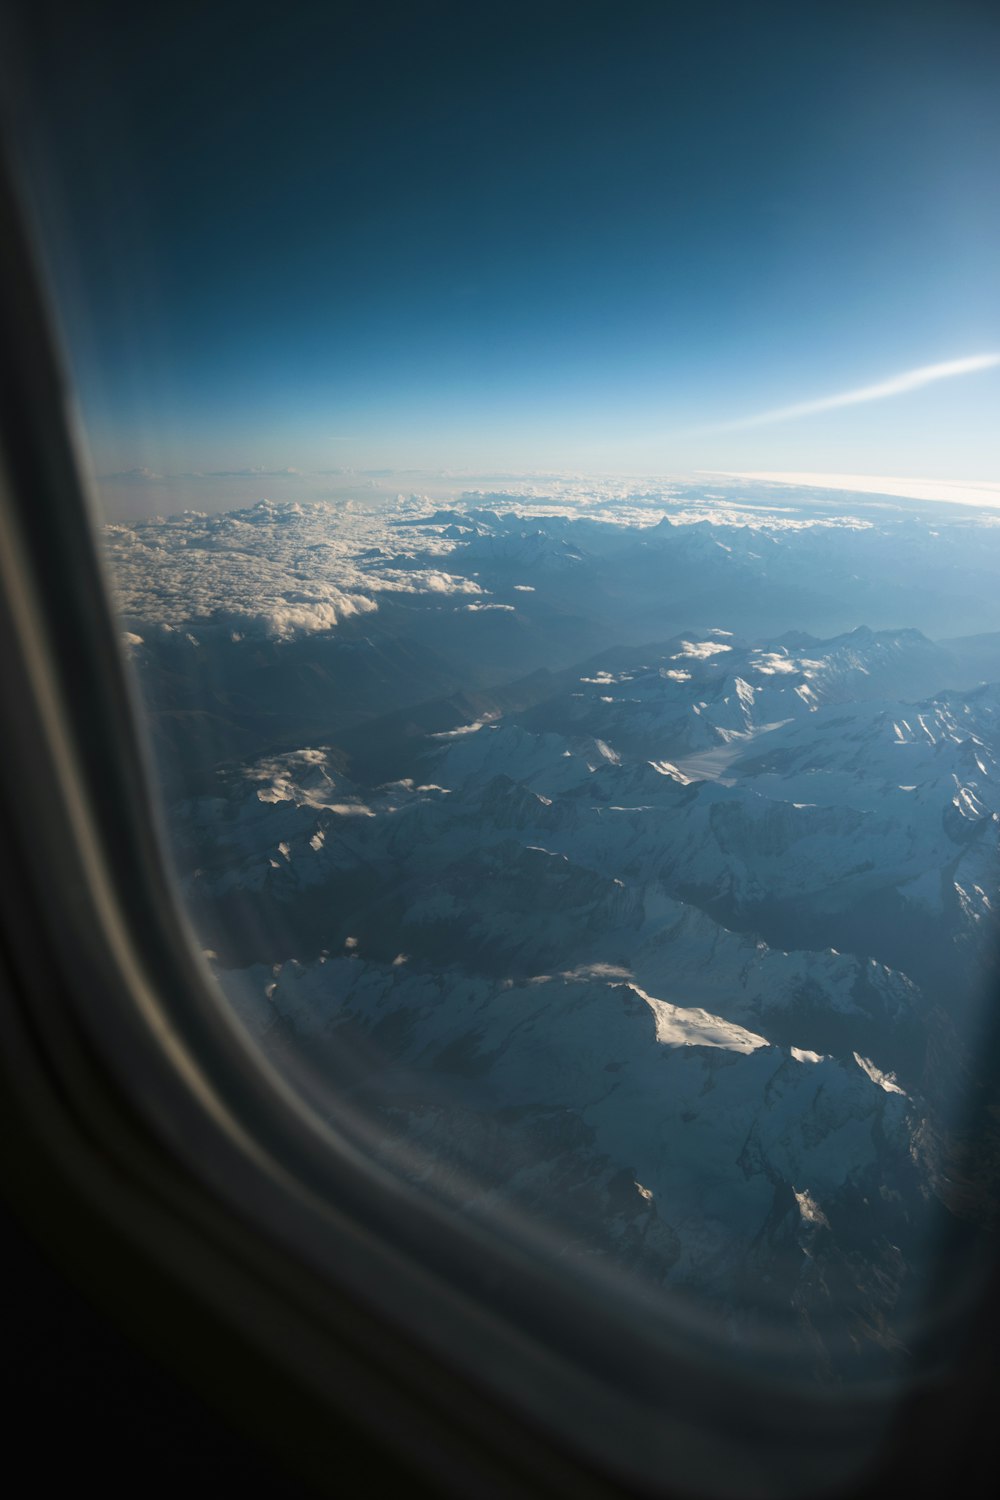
[105,473,1000,646]
[105,497,485,640]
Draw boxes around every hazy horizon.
[93,464,1000,523]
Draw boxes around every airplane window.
[6,0,1000,1493]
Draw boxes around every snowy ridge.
[118,482,1000,1377]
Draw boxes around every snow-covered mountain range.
[111,479,1000,1379]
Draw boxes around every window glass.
[14,0,1000,1428]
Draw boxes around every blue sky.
[19,0,1000,508]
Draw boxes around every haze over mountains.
[109,477,1000,1380]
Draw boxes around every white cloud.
[104,498,487,640]
[712,353,1000,431]
[709,470,1000,510]
[673,640,733,659]
[429,717,494,738]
